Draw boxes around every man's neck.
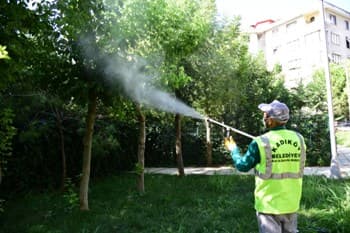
[268,125,286,131]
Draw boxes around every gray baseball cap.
[258,100,289,123]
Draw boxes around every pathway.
[145,146,350,178]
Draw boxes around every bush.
[289,113,331,166]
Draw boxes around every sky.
[216,0,350,26]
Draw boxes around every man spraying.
[224,100,306,233]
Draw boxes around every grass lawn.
[336,130,350,147]
[1,174,350,233]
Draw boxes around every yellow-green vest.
[254,129,306,214]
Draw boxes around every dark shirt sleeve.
[230,140,261,172]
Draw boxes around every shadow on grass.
[1,174,350,233]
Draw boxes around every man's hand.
[224,136,236,151]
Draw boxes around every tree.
[305,63,349,120]
[0,45,13,184]
[53,0,120,210]
[296,62,350,166]
[187,17,292,164]
[80,87,97,210]
[135,104,145,192]
[0,0,56,186]
[145,0,215,175]
[331,64,349,121]
[117,0,215,178]
[187,18,246,164]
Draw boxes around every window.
[346,20,350,30]
[346,37,350,49]
[331,53,341,63]
[331,32,340,45]
[329,14,337,25]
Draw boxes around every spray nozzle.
[226,127,230,137]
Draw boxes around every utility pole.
[320,0,341,178]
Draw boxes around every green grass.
[336,130,350,147]
[1,174,350,233]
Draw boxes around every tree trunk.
[205,119,213,166]
[79,88,97,211]
[135,104,145,193]
[175,113,185,176]
[54,108,67,191]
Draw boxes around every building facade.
[247,1,350,88]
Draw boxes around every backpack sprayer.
[205,117,255,139]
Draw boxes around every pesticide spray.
[101,55,201,119]
[104,55,254,139]
[79,38,254,139]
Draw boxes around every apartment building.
[247,1,350,88]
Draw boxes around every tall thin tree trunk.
[79,88,97,211]
[175,113,185,176]
[136,104,145,193]
[205,119,212,166]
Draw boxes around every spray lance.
[205,117,255,139]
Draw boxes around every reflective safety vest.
[254,129,306,214]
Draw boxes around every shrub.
[290,113,331,166]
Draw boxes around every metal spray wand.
[205,117,256,139]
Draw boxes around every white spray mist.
[104,55,204,119]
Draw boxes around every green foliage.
[1,0,342,201]
[0,108,17,177]
[92,123,120,159]
[305,64,349,120]
[134,162,144,175]
[154,0,214,58]
[296,63,350,165]
[187,20,294,150]
[1,175,350,233]
[300,176,350,233]
[119,0,215,91]
[0,45,10,60]
[161,64,191,89]
[144,115,222,167]
[0,175,255,233]
[290,113,331,166]
[336,130,350,147]
[62,178,79,212]
[331,64,349,120]
[188,19,249,118]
